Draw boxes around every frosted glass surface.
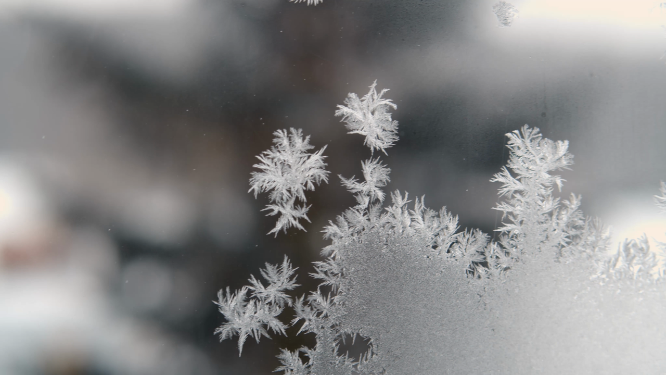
[0,1,665,374]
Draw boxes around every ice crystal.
[598,236,659,286]
[217,84,666,374]
[335,81,399,155]
[249,128,329,236]
[214,256,298,355]
[490,125,583,262]
[289,0,323,5]
[656,181,666,212]
[493,1,519,27]
[339,157,391,209]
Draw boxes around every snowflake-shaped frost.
[335,81,399,155]
[214,256,299,356]
[290,0,323,5]
[249,128,329,236]
[339,157,391,208]
[493,1,519,27]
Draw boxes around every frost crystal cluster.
[249,128,329,236]
[493,1,519,27]
[214,256,299,355]
[335,81,399,155]
[289,0,323,5]
[218,83,666,374]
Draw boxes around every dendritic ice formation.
[249,128,329,236]
[493,1,519,27]
[335,81,399,155]
[289,0,323,5]
[218,83,666,374]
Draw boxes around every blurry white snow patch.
[0,161,55,258]
[0,263,213,374]
[117,187,196,247]
[121,258,201,319]
[493,1,519,27]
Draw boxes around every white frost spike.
[289,0,323,5]
[213,286,286,356]
[335,80,399,155]
[249,128,329,236]
[339,157,391,207]
[214,256,298,356]
[655,181,666,213]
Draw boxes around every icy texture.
[218,84,666,374]
[493,1,519,27]
[490,125,585,263]
[249,128,329,236]
[656,181,666,212]
[335,81,399,155]
[289,0,323,5]
[214,256,298,355]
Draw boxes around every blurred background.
[1,0,666,373]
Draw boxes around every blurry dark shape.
[0,20,32,83]
[206,189,256,249]
[492,1,518,27]
[116,187,196,247]
[66,227,119,284]
[42,334,89,375]
[121,258,173,314]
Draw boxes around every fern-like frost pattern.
[219,84,666,374]
[335,81,399,155]
[249,128,329,236]
[289,0,323,5]
[214,256,299,356]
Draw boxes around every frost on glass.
[656,181,666,212]
[335,81,399,155]
[217,84,666,374]
[289,0,323,5]
[493,1,519,27]
[214,256,299,355]
[249,128,329,236]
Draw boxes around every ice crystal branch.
[214,256,299,356]
[218,84,666,374]
[339,157,391,209]
[289,0,323,5]
[247,256,300,307]
[597,236,659,286]
[654,181,666,272]
[656,181,666,213]
[491,125,579,259]
[335,81,399,155]
[249,128,329,236]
